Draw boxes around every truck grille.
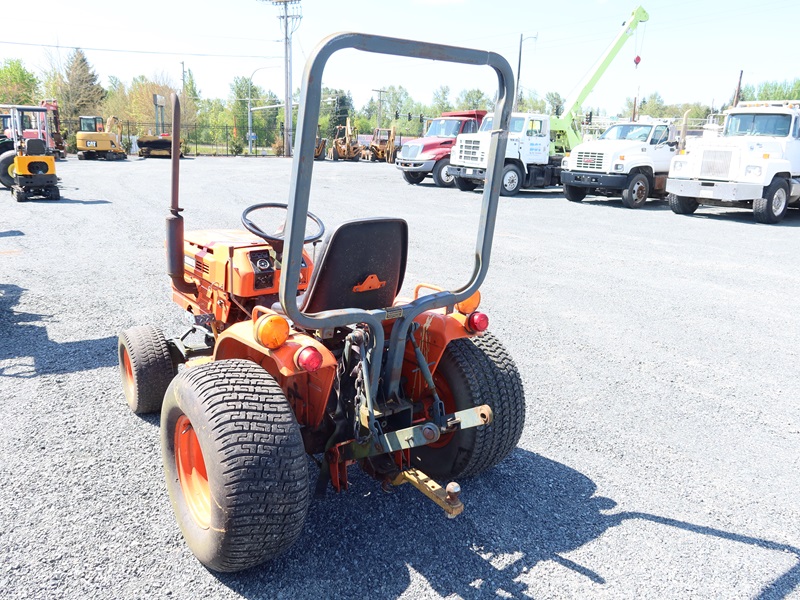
[399,144,420,159]
[700,150,732,179]
[457,139,483,164]
[575,152,604,171]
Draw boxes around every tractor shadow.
[0,283,117,377]
[214,449,800,599]
[0,229,24,238]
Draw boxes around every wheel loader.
[76,115,127,160]
[327,117,362,160]
[117,33,524,573]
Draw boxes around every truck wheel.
[412,332,525,479]
[48,187,60,200]
[621,173,649,208]
[500,164,522,196]
[454,176,478,192]
[432,158,455,187]
[0,150,16,189]
[754,179,789,224]
[13,188,26,202]
[402,171,425,185]
[668,193,699,214]
[118,325,177,414]
[161,359,309,573]
[563,184,587,202]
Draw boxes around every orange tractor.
[117,33,523,573]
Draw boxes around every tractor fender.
[402,310,477,400]
[214,320,336,428]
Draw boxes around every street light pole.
[515,33,538,112]
[247,66,275,154]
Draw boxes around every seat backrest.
[300,217,408,314]
[25,138,47,156]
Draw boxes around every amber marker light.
[295,346,324,372]
[255,314,290,349]
[456,291,481,315]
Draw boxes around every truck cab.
[395,110,485,187]
[560,120,677,208]
[666,101,800,223]
[448,112,559,195]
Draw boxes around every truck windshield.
[599,124,653,141]
[724,113,792,137]
[477,116,527,133]
[425,119,462,138]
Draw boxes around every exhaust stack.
[166,93,197,296]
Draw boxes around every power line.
[0,39,283,59]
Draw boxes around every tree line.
[2,52,799,153]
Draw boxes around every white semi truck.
[666,100,800,224]
[447,5,649,196]
[560,120,678,208]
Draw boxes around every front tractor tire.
[412,332,525,480]
[161,359,309,573]
[754,179,789,224]
[454,176,478,192]
[621,173,649,208]
[0,150,16,189]
[500,163,523,196]
[563,184,587,202]
[432,158,455,187]
[118,325,177,414]
[402,171,425,185]
[668,193,699,215]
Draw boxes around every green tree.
[432,85,453,114]
[544,91,565,116]
[0,59,39,104]
[456,89,491,110]
[59,49,106,121]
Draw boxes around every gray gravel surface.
[1,156,799,599]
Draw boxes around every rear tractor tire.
[118,325,177,414]
[753,179,789,224]
[0,150,16,189]
[411,332,526,479]
[668,193,699,215]
[563,184,587,202]
[161,359,309,573]
[621,173,649,208]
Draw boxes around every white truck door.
[649,124,675,172]
[520,117,549,166]
[783,117,800,176]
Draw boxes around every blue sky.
[2,0,798,115]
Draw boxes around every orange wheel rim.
[121,349,135,400]
[175,415,211,528]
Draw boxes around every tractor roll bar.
[166,93,197,296]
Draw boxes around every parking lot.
[1,156,799,599]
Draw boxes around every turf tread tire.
[412,332,525,479]
[0,150,15,189]
[118,325,176,414]
[161,359,309,572]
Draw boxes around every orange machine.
[117,33,524,574]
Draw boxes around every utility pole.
[269,0,301,157]
[515,33,537,112]
[372,89,386,128]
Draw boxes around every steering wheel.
[241,202,325,246]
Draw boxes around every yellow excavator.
[327,118,362,161]
[76,116,127,161]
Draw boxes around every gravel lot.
[1,155,799,599]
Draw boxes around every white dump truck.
[666,100,800,224]
[560,120,678,208]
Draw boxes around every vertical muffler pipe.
[166,93,197,295]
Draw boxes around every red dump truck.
[394,110,486,187]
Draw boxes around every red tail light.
[467,312,489,332]
[295,346,324,372]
